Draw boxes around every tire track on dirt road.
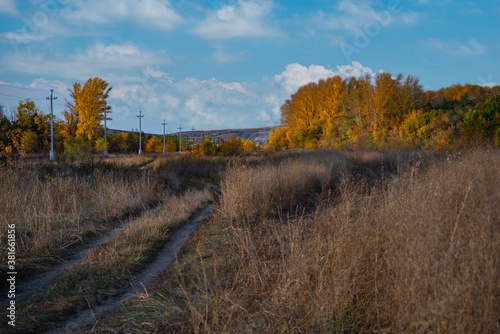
[0,207,160,308]
[43,204,214,334]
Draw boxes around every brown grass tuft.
[174,149,499,333]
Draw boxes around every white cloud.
[161,94,180,108]
[109,85,140,99]
[61,0,184,30]
[263,93,281,118]
[109,75,275,131]
[335,61,378,78]
[426,38,485,56]
[313,0,420,35]
[193,0,280,39]
[27,78,70,94]
[274,63,335,96]
[217,81,250,95]
[478,74,498,88]
[0,42,170,81]
[110,61,380,130]
[142,66,171,80]
[274,62,378,97]
[3,32,48,43]
[257,110,271,122]
[0,0,17,15]
[0,60,384,132]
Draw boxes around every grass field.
[1,149,499,333]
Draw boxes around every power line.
[0,83,47,92]
[0,92,33,99]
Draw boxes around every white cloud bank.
[192,0,280,39]
[0,0,17,15]
[1,58,379,132]
[0,42,170,82]
[274,61,379,96]
[61,0,184,30]
[313,0,420,35]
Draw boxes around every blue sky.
[0,0,498,134]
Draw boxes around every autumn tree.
[60,82,81,141]
[13,99,50,153]
[191,135,218,157]
[373,72,398,131]
[64,78,112,150]
[392,74,423,126]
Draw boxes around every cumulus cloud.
[334,61,378,78]
[110,75,274,131]
[193,0,280,39]
[313,0,420,34]
[0,42,170,81]
[274,64,335,96]
[426,38,485,56]
[111,61,380,130]
[274,61,378,96]
[0,0,17,15]
[0,60,383,132]
[61,0,184,30]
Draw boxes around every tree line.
[3,74,498,159]
[0,77,262,159]
[268,73,500,150]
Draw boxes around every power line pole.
[178,124,183,152]
[137,111,144,154]
[46,89,57,161]
[162,119,167,153]
[191,126,195,149]
[103,101,108,156]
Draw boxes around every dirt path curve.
[43,204,214,334]
[0,207,160,308]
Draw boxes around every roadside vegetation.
[0,154,220,333]
[90,149,499,333]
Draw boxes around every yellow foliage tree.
[64,78,112,148]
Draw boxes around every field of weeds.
[0,153,220,332]
[91,149,499,333]
[1,150,499,333]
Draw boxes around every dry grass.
[159,149,499,333]
[104,154,156,168]
[0,160,179,261]
[14,150,497,333]
[220,156,334,220]
[4,188,212,333]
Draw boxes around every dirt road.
[43,204,214,334]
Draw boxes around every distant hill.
[108,127,274,145]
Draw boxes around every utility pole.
[191,126,195,149]
[162,119,167,153]
[178,124,183,152]
[103,101,108,156]
[46,89,57,161]
[137,111,144,154]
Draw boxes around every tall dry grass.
[177,149,499,333]
[220,158,333,220]
[0,160,179,259]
